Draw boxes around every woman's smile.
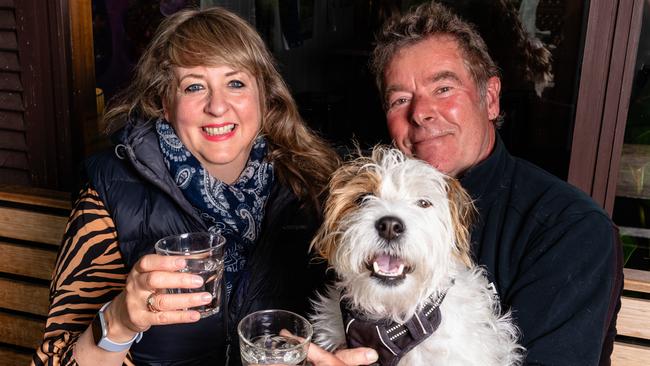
[201,123,237,140]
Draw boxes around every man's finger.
[307,342,347,366]
[334,347,379,365]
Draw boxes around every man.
[308,1,622,365]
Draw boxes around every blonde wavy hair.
[103,7,339,208]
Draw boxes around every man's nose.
[205,90,228,116]
[409,94,436,125]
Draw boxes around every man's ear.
[485,76,501,120]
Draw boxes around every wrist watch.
[91,301,143,352]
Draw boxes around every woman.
[32,7,340,365]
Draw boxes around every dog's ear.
[445,178,476,268]
[311,153,382,263]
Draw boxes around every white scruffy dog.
[311,147,523,366]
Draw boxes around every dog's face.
[312,147,475,320]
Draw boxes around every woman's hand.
[102,254,212,341]
[307,343,379,366]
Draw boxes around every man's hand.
[307,342,378,366]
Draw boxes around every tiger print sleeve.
[32,186,133,366]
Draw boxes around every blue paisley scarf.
[156,119,274,296]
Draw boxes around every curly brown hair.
[103,7,339,208]
[370,1,500,107]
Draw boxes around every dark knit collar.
[340,285,452,366]
[460,133,511,202]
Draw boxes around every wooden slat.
[0,167,28,185]
[0,207,67,245]
[0,185,71,210]
[0,110,22,130]
[0,90,22,110]
[617,296,650,339]
[0,348,32,366]
[0,312,43,349]
[0,242,57,280]
[0,71,20,91]
[0,149,27,169]
[0,0,13,9]
[0,50,18,71]
[0,129,25,150]
[624,268,650,293]
[0,9,14,29]
[0,278,49,316]
[0,30,15,49]
[612,342,650,366]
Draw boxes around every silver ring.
[146,293,160,313]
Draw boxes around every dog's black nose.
[375,216,405,240]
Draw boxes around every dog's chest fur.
[312,268,522,366]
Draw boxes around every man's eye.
[436,86,452,94]
[416,199,432,208]
[184,84,204,93]
[228,80,245,88]
[389,97,408,108]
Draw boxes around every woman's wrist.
[102,297,141,342]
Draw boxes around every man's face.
[383,36,500,177]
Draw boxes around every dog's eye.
[355,193,371,205]
[416,199,433,208]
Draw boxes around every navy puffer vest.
[84,120,327,365]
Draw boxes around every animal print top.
[31,187,133,366]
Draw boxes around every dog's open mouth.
[366,253,412,284]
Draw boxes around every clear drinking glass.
[154,232,225,318]
[238,309,313,365]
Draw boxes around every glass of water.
[154,232,225,318]
[238,309,312,365]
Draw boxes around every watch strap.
[92,301,143,352]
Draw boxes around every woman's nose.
[205,90,228,116]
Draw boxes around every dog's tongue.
[374,254,404,273]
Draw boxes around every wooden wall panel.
[12,0,75,190]
[0,30,16,49]
[0,130,25,150]
[0,9,14,29]
[0,71,21,90]
[0,168,28,184]
[0,3,27,181]
[0,51,18,71]
[0,91,22,110]
[0,110,21,130]
[0,150,27,168]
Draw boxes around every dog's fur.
[311,147,523,365]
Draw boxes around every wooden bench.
[0,185,70,366]
[612,268,650,366]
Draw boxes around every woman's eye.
[228,80,245,88]
[184,84,204,93]
[416,199,432,208]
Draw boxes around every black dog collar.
[340,287,451,366]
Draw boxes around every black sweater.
[461,136,622,366]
